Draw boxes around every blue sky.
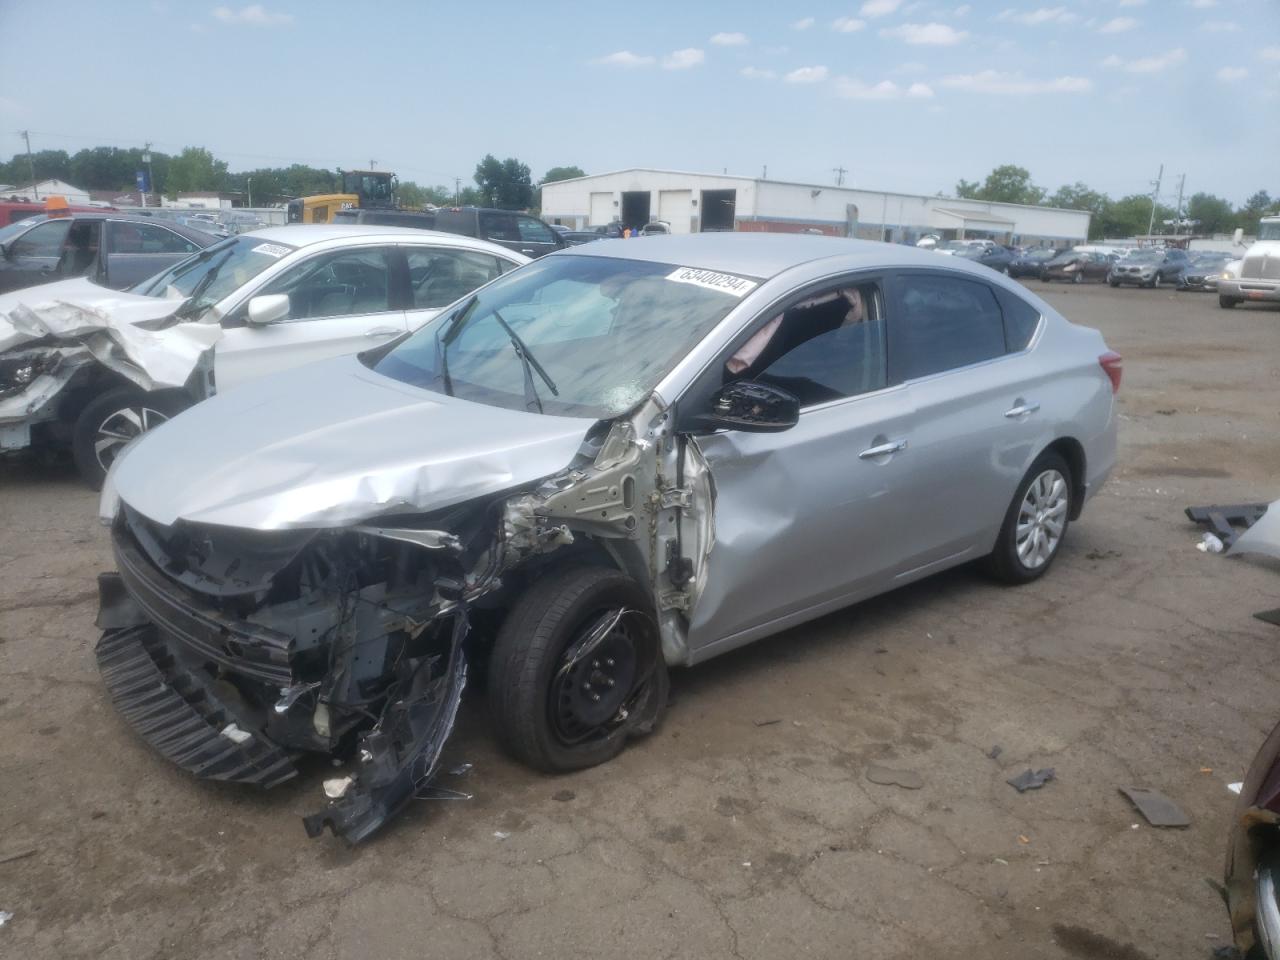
[1,0,1277,204]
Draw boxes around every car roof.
[245,224,495,247]
[553,233,966,280]
[12,211,216,243]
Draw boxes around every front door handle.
[520,248,535,255]
[859,439,908,459]
[364,326,401,338]
[1004,401,1041,418]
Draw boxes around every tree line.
[0,145,585,211]
[954,164,1278,240]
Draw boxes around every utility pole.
[1145,163,1163,240]
[246,177,253,208]
[143,142,155,208]
[20,130,37,199]
[369,159,376,171]
[454,177,461,206]
[1172,173,1186,238]
[762,164,767,179]
[833,166,847,187]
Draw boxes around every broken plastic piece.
[1228,782,1243,795]
[865,764,923,789]
[1118,786,1191,828]
[1197,533,1225,554]
[1185,503,1269,550]
[448,762,473,776]
[323,776,353,799]
[493,831,511,840]
[987,744,1003,760]
[1229,501,1280,561]
[0,911,11,927]
[1007,768,1056,793]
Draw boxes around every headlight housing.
[0,350,61,401]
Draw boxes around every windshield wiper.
[174,248,234,320]
[433,327,453,396]
[491,308,558,414]
[431,295,476,396]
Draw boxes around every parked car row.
[2,228,1120,842]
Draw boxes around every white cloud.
[1119,0,1146,6]
[711,31,749,46]
[1262,47,1280,61]
[859,0,902,16]
[1101,47,1187,73]
[740,66,777,79]
[953,4,971,15]
[785,65,830,83]
[941,69,1092,94]
[832,17,866,32]
[881,22,969,45]
[211,4,293,25]
[996,7,1077,25]
[1099,16,1139,33]
[834,77,934,99]
[1216,66,1248,82]
[1202,20,1239,31]
[592,50,655,68]
[791,17,815,30]
[662,48,705,70]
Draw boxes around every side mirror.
[688,380,800,434]
[246,293,290,327]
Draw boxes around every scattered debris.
[753,718,782,727]
[322,776,353,800]
[741,861,751,868]
[987,744,1003,760]
[493,831,511,840]
[0,911,11,927]
[1155,408,1177,416]
[866,764,923,790]
[1200,768,1214,775]
[1086,549,1122,561]
[1017,835,1031,845]
[1211,946,1244,960]
[553,789,576,802]
[1118,786,1191,828]
[448,763,473,776]
[1228,782,1243,795]
[994,857,1009,865]
[219,722,252,745]
[1185,503,1269,551]
[1007,768,1056,793]
[0,848,37,866]
[1230,500,1280,561]
[1197,533,1225,554]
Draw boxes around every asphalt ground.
[1,280,1278,959]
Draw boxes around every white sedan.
[0,226,528,486]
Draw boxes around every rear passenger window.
[999,291,1042,352]
[896,275,1006,380]
[405,248,504,309]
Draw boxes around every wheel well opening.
[1046,437,1087,520]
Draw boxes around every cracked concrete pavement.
[1,283,1278,959]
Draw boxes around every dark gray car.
[0,213,215,294]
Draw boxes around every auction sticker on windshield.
[251,243,291,258]
[666,267,758,298]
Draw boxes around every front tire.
[983,451,1073,585]
[488,566,669,773]
[1220,295,1239,309]
[71,387,190,490]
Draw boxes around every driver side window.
[727,282,888,408]
[256,247,394,322]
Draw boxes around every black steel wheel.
[488,566,668,772]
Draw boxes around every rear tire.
[1219,295,1239,309]
[1108,278,1120,288]
[982,451,1073,585]
[488,566,668,773]
[71,387,190,490]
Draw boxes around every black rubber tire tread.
[71,386,190,490]
[982,450,1073,586]
[1219,295,1238,309]
[488,565,661,773]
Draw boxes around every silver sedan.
[96,234,1120,842]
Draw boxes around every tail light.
[1099,352,1123,393]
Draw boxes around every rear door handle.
[1004,401,1040,418]
[520,248,535,254]
[364,326,401,338]
[859,439,908,459]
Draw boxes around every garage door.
[658,190,692,233]
[589,192,613,227]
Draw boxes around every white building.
[2,178,92,205]
[541,168,1090,246]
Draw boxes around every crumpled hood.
[0,277,218,390]
[110,354,597,530]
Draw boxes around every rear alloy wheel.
[71,387,189,490]
[488,566,668,773]
[983,451,1073,585]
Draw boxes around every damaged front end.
[97,502,489,843]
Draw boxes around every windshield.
[1193,253,1229,265]
[130,234,297,312]
[1048,252,1080,265]
[374,255,755,418]
[1025,249,1056,261]
[1127,250,1163,263]
[1259,221,1280,242]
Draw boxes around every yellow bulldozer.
[286,169,397,224]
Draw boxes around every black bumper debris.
[1185,503,1270,550]
[96,624,297,788]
